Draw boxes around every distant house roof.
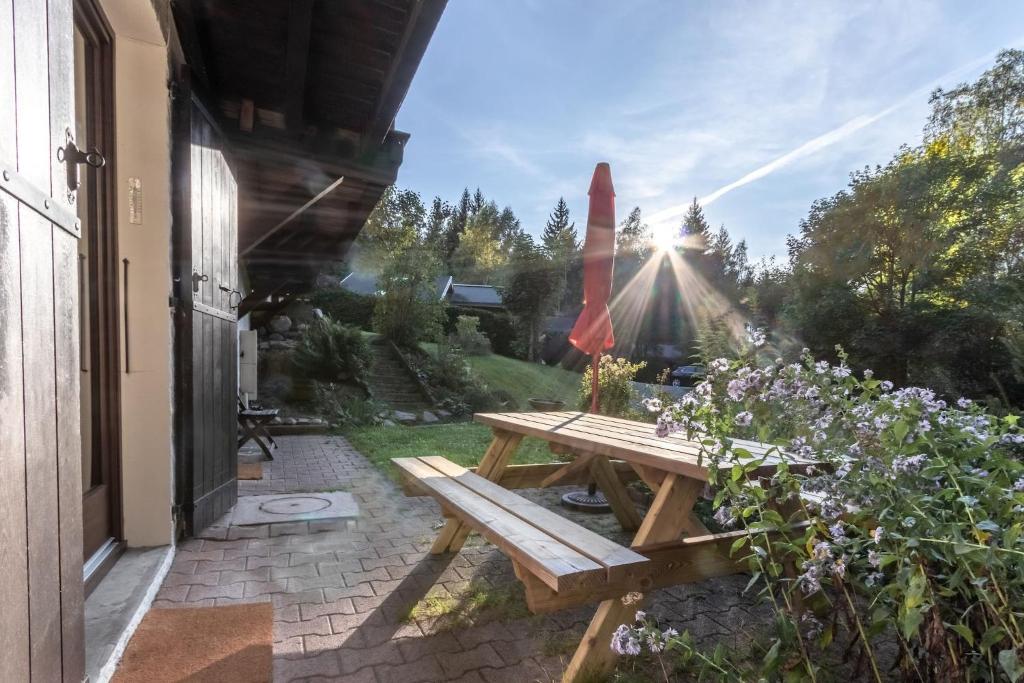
[339,271,381,297]
[340,271,452,301]
[436,275,454,299]
[449,283,504,308]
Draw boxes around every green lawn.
[346,347,580,478]
[344,422,557,478]
[421,343,582,408]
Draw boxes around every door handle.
[57,129,105,201]
[192,271,209,292]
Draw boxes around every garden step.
[363,341,432,412]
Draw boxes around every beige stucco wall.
[100,0,174,547]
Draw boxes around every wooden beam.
[469,461,639,490]
[172,0,211,89]
[285,0,314,132]
[366,0,447,145]
[239,98,254,133]
[539,454,595,488]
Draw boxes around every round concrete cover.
[259,496,331,515]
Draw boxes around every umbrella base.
[561,489,611,513]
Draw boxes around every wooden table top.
[474,411,816,481]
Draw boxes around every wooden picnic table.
[395,411,815,682]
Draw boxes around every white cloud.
[643,41,1020,232]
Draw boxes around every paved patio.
[152,435,771,682]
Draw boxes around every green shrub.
[577,355,646,418]
[292,317,369,383]
[424,341,498,416]
[452,315,491,355]
[445,307,519,357]
[313,381,384,427]
[308,288,375,330]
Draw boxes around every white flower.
[746,326,767,348]
[957,397,972,409]
[868,550,881,568]
[643,398,662,413]
[713,506,735,528]
[734,411,753,427]
[872,527,884,544]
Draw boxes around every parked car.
[668,364,706,385]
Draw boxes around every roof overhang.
[172,0,446,303]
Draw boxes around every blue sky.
[395,1,1024,261]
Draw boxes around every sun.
[650,223,678,252]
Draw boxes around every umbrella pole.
[586,353,600,497]
[561,352,610,511]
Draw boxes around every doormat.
[229,491,359,526]
[112,603,271,683]
[237,462,263,480]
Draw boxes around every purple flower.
[880,380,894,392]
[610,624,641,656]
[797,561,822,595]
[868,550,881,568]
[831,557,847,579]
[1014,477,1024,492]
[734,411,753,427]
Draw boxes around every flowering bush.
[618,333,1024,682]
[579,355,646,418]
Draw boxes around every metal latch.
[57,128,105,202]
[192,271,209,292]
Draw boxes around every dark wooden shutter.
[0,0,86,680]
[173,77,240,536]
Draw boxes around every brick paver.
[151,435,771,682]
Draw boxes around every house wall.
[99,0,174,547]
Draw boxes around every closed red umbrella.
[570,162,616,413]
[562,163,616,513]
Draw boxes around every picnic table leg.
[562,473,705,683]
[589,455,642,532]
[429,429,523,554]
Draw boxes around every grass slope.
[345,422,556,477]
[421,343,582,408]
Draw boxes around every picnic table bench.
[395,411,817,683]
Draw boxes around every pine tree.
[616,206,651,256]
[425,196,450,253]
[542,198,577,255]
[497,206,522,251]
[680,197,712,242]
[541,198,579,312]
[472,187,485,213]
[443,188,472,261]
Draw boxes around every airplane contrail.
[646,43,1021,230]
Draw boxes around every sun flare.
[650,223,678,252]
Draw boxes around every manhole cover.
[259,496,332,515]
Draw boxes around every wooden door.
[75,0,122,574]
[173,79,240,536]
[0,0,86,680]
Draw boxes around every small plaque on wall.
[128,177,143,224]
